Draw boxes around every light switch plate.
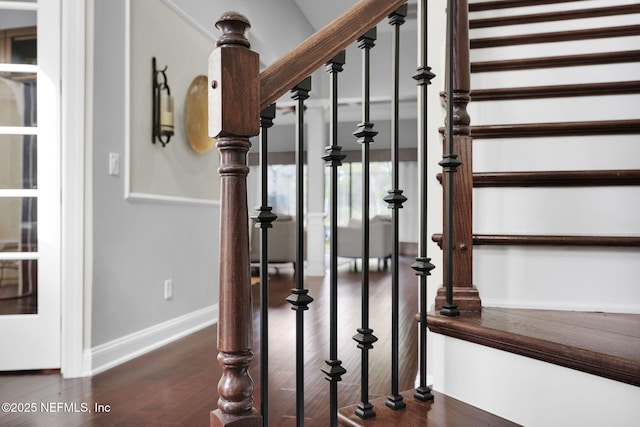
[109,153,120,176]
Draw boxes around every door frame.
[60,0,87,378]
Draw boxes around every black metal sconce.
[152,57,174,146]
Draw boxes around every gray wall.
[91,0,219,346]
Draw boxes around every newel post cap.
[215,12,251,48]
[209,11,260,138]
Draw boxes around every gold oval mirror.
[184,75,215,154]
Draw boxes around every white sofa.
[337,215,392,271]
[249,214,297,272]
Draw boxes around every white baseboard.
[83,304,218,376]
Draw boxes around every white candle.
[160,94,174,133]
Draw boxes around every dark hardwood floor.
[0,257,422,426]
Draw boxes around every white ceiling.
[294,0,418,34]
[169,0,418,68]
[293,0,360,33]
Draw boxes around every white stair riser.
[433,335,640,426]
[469,94,640,125]
[474,135,640,172]
[471,62,640,88]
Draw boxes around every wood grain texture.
[436,170,640,187]
[470,119,640,138]
[211,14,262,426]
[471,24,640,49]
[444,136,474,290]
[472,50,640,73]
[469,0,582,13]
[259,0,407,111]
[337,389,520,426]
[452,0,471,136]
[439,0,477,311]
[432,234,640,247]
[0,259,421,426]
[427,308,640,387]
[470,81,640,101]
[470,4,640,29]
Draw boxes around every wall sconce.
[152,57,174,146]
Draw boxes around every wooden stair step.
[470,3,640,29]
[427,308,640,387]
[469,0,583,13]
[337,389,520,427]
[432,233,640,247]
[472,50,640,73]
[469,119,640,138]
[470,81,640,101]
[436,170,640,187]
[471,24,640,48]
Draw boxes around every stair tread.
[470,81,640,101]
[471,24,640,49]
[470,4,640,29]
[472,50,640,73]
[469,0,583,13]
[432,234,640,247]
[470,119,640,138]
[338,389,520,426]
[427,308,640,387]
[436,169,640,187]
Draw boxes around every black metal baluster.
[384,5,408,411]
[254,104,278,426]
[440,0,461,317]
[411,0,436,402]
[322,51,348,427]
[352,27,378,420]
[287,77,314,427]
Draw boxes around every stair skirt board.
[84,305,218,376]
[432,334,640,427]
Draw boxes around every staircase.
[207,0,639,426]
[426,1,640,426]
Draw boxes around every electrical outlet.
[164,279,173,300]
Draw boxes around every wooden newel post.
[209,12,262,427]
[436,0,482,312]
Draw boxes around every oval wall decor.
[184,75,215,154]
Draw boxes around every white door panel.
[0,0,61,370]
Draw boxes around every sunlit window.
[324,162,392,226]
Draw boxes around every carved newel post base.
[209,11,262,427]
[435,286,482,312]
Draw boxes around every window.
[325,161,392,226]
[267,164,306,216]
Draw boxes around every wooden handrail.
[259,0,407,111]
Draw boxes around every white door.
[0,0,61,370]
